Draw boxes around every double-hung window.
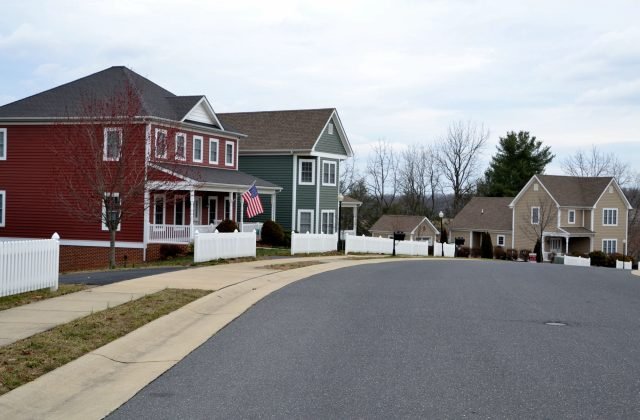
[175,196,185,225]
[225,141,234,166]
[193,136,203,162]
[209,139,219,164]
[497,235,505,247]
[0,190,5,227]
[568,209,575,224]
[531,207,540,225]
[321,210,335,234]
[103,128,122,161]
[175,133,186,161]
[602,239,617,254]
[153,194,165,224]
[102,193,121,231]
[0,128,6,160]
[322,161,337,186]
[603,208,617,226]
[155,129,167,158]
[298,210,314,233]
[299,159,315,185]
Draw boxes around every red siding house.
[0,66,280,271]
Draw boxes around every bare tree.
[366,140,399,213]
[399,144,441,216]
[53,83,177,269]
[521,197,556,260]
[436,121,489,214]
[339,155,359,195]
[561,145,634,186]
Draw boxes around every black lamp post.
[439,210,444,257]
[337,193,344,252]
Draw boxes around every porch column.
[469,231,473,249]
[143,190,150,261]
[565,237,569,255]
[189,190,195,239]
[271,193,276,221]
[541,234,546,259]
[228,192,233,221]
[352,206,358,235]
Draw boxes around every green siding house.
[218,109,353,233]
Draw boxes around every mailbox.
[393,231,405,241]
[455,237,465,246]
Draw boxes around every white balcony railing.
[148,223,220,244]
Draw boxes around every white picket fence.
[564,255,591,267]
[433,242,456,257]
[345,235,430,257]
[0,234,60,297]
[291,232,338,255]
[242,222,263,241]
[193,230,256,263]
[616,260,632,270]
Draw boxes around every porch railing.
[148,223,220,244]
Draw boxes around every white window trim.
[602,239,617,254]
[208,196,218,223]
[174,196,186,225]
[225,141,234,167]
[322,160,337,186]
[602,208,618,226]
[0,190,5,227]
[321,209,336,234]
[328,123,334,135]
[297,209,314,233]
[568,209,576,225]
[103,127,122,161]
[497,235,506,247]
[153,194,166,225]
[0,128,7,160]
[155,128,168,159]
[101,193,121,231]
[193,136,203,163]
[209,138,219,164]
[298,159,316,185]
[531,206,540,225]
[175,133,186,161]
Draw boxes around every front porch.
[147,222,264,244]
[542,228,593,261]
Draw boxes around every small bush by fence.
[0,234,60,297]
[193,230,256,263]
[291,232,337,255]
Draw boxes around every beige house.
[510,175,632,260]
[450,197,513,249]
[369,215,440,244]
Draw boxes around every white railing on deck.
[433,242,456,257]
[242,223,263,241]
[564,255,591,267]
[345,235,430,256]
[148,224,219,243]
[0,233,60,297]
[193,230,257,263]
[291,232,338,255]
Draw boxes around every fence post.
[50,232,60,292]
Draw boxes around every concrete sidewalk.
[0,255,396,420]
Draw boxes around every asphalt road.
[109,260,640,419]
[59,266,188,286]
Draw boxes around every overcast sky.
[1,0,639,175]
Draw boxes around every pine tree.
[481,232,494,259]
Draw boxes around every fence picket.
[0,236,60,297]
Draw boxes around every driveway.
[109,260,640,418]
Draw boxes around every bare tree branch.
[561,145,633,186]
[366,140,399,213]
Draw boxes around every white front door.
[193,196,202,225]
[550,238,562,253]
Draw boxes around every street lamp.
[439,210,444,257]
[337,193,344,252]
[623,239,627,269]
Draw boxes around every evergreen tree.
[479,131,554,197]
[481,232,494,259]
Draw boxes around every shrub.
[261,220,285,246]
[481,232,493,259]
[506,249,518,261]
[533,239,542,263]
[470,247,481,258]
[457,246,470,258]
[216,219,238,233]
[159,244,184,260]
[605,253,633,268]
[589,251,607,266]
[493,246,506,260]
[519,249,531,261]
[282,230,292,248]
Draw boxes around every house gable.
[312,113,349,157]
[511,175,560,250]
[182,97,224,129]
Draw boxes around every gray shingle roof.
[217,109,334,151]
[451,197,513,231]
[536,175,612,207]
[0,66,219,128]
[369,215,434,234]
[156,163,280,190]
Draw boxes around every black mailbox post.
[392,231,405,256]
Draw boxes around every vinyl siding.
[513,182,559,251]
[319,158,339,226]
[593,185,628,253]
[238,155,293,229]
[313,117,347,156]
[451,230,512,250]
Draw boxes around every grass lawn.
[263,261,324,270]
[0,288,210,396]
[0,284,90,311]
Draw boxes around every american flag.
[242,184,264,218]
